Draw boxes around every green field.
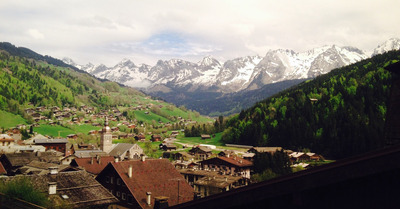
[70,124,100,134]
[176,132,224,146]
[33,125,75,138]
[134,110,171,124]
[0,110,27,129]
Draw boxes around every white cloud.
[0,0,399,66]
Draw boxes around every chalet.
[160,143,177,151]
[0,169,118,208]
[67,134,78,140]
[289,152,311,163]
[36,106,46,112]
[127,124,136,129]
[173,160,199,170]
[31,112,41,118]
[108,143,144,160]
[241,152,256,161]
[34,138,68,155]
[248,147,283,154]
[25,108,35,115]
[89,130,99,135]
[96,158,194,208]
[189,146,213,161]
[173,152,195,162]
[6,128,22,141]
[92,123,101,127]
[51,106,61,111]
[194,175,243,198]
[70,156,115,175]
[199,156,253,179]
[170,131,180,138]
[218,150,236,158]
[306,152,324,161]
[111,127,119,132]
[151,134,162,142]
[0,134,15,146]
[201,135,211,140]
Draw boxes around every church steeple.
[100,116,112,153]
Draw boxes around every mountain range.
[61,37,400,115]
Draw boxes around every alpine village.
[0,39,400,209]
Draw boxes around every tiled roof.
[72,156,115,175]
[109,159,194,208]
[108,143,135,157]
[74,150,108,158]
[2,170,118,208]
[2,152,64,168]
[34,138,68,144]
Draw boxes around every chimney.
[114,156,119,163]
[128,165,133,178]
[146,192,152,205]
[98,156,101,164]
[154,196,169,209]
[48,182,57,195]
[48,166,58,175]
[91,157,94,164]
[141,155,146,162]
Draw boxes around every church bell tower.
[100,117,113,153]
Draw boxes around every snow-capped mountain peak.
[372,38,400,56]
[65,38,397,93]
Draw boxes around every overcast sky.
[1,0,399,66]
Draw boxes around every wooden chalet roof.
[71,156,115,175]
[99,159,194,208]
[200,156,253,168]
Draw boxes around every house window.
[122,193,126,200]
[116,191,120,197]
[111,177,114,184]
[117,178,121,185]
[105,176,110,183]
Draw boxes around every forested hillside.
[222,50,400,159]
[0,51,142,113]
[0,45,209,127]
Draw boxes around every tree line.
[222,50,400,159]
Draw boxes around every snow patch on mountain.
[65,38,399,93]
